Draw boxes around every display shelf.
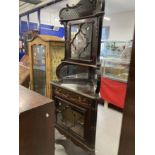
[100,40,132,83]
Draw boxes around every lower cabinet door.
[55,96,87,139]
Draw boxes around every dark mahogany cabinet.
[51,0,105,152]
[52,81,98,151]
[19,86,55,155]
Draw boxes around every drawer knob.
[45,113,50,118]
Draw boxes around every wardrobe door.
[32,45,46,96]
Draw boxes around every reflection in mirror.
[71,23,92,60]
[32,45,46,95]
[58,64,89,80]
[57,63,99,95]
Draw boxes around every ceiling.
[19,0,135,16]
[19,0,56,14]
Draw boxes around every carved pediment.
[59,0,105,21]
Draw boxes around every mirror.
[58,64,89,80]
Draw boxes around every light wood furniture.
[19,64,30,88]
[19,54,30,88]
[19,85,55,155]
[28,35,65,98]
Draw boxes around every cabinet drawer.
[53,86,93,108]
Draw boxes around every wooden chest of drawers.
[19,86,55,155]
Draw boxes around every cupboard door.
[55,97,86,139]
[32,45,46,96]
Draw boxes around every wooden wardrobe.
[28,35,64,98]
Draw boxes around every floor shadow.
[55,139,95,155]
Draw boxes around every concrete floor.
[55,103,123,155]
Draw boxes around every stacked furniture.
[19,54,30,88]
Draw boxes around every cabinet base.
[55,125,95,153]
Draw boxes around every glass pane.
[101,60,130,82]
[71,23,92,60]
[32,45,46,95]
[100,41,132,82]
[101,41,132,59]
[56,101,85,138]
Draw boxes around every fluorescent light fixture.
[104,16,111,21]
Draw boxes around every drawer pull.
[45,113,50,118]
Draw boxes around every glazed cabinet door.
[32,45,46,96]
[29,41,49,97]
[55,96,86,140]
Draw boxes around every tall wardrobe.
[28,35,65,98]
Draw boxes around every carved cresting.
[59,0,105,21]
[54,87,93,107]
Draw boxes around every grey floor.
[55,102,123,155]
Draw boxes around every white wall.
[103,11,135,41]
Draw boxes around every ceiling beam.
[19,0,65,17]
[20,0,41,5]
[19,2,27,7]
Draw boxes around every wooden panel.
[19,64,30,87]
[118,36,135,155]
[53,86,92,108]
[19,86,54,155]
[19,85,52,113]
[50,45,65,81]
[19,54,30,88]
[19,104,54,155]
[20,54,30,67]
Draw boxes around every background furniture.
[19,30,38,61]
[51,0,105,152]
[19,64,30,88]
[19,54,30,88]
[100,41,132,109]
[28,35,64,98]
[100,77,127,109]
[19,85,54,155]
